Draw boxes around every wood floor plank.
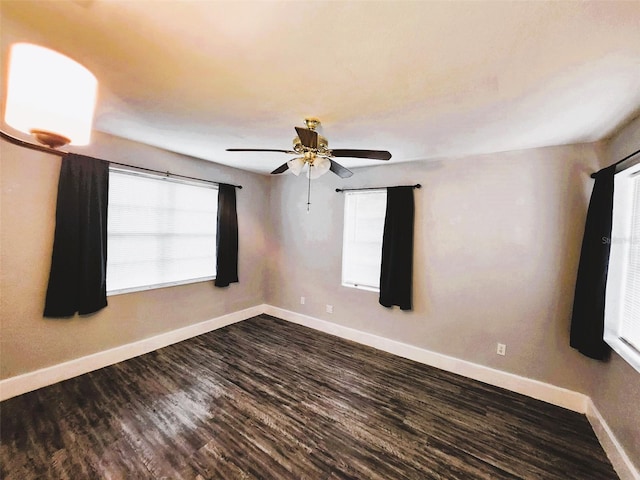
[0,315,618,479]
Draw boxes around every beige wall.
[0,131,270,379]
[605,113,640,166]
[589,113,640,469]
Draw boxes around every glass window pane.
[107,169,218,294]
[342,190,386,291]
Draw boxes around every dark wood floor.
[1,315,617,479]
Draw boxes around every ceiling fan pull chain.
[307,165,312,213]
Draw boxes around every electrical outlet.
[300,296,305,305]
[326,304,333,314]
[497,343,506,356]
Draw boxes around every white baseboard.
[264,306,588,413]
[0,305,264,402]
[587,399,640,480]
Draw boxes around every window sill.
[342,282,380,293]
[604,331,640,374]
[107,276,215,296]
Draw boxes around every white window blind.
[620,173,640,350]
[107,169,218,294]
[342,190,387,291]
[604,161,640,374]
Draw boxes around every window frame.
[604,159,640,374]
[341,189,387,292]
[106,167,218,296]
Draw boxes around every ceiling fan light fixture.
[307,156,331,179]
[287,157,305,176]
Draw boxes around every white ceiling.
[1,1,640,174]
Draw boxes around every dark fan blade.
[295,127,318,149]
[270,162,290,175]
[227,148,294,153]
[331,149,392,160]
[329,159,353,178]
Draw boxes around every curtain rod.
[335,184,421,193]
[0,129,242,189]
[590,147,640,178]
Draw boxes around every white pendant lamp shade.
[287,157,306,176]
[4,43,98,146]
[307,156,331,179]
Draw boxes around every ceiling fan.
[226,118,392,179]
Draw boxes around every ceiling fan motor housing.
[293,134,329,155]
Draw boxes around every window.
[342,190,386,291]
[107,168,218,295]
[604,161,640,373]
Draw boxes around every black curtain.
[569,164,617,360]
[215,183,239,287]
[379,186,414,310]
[44,154,109,317]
